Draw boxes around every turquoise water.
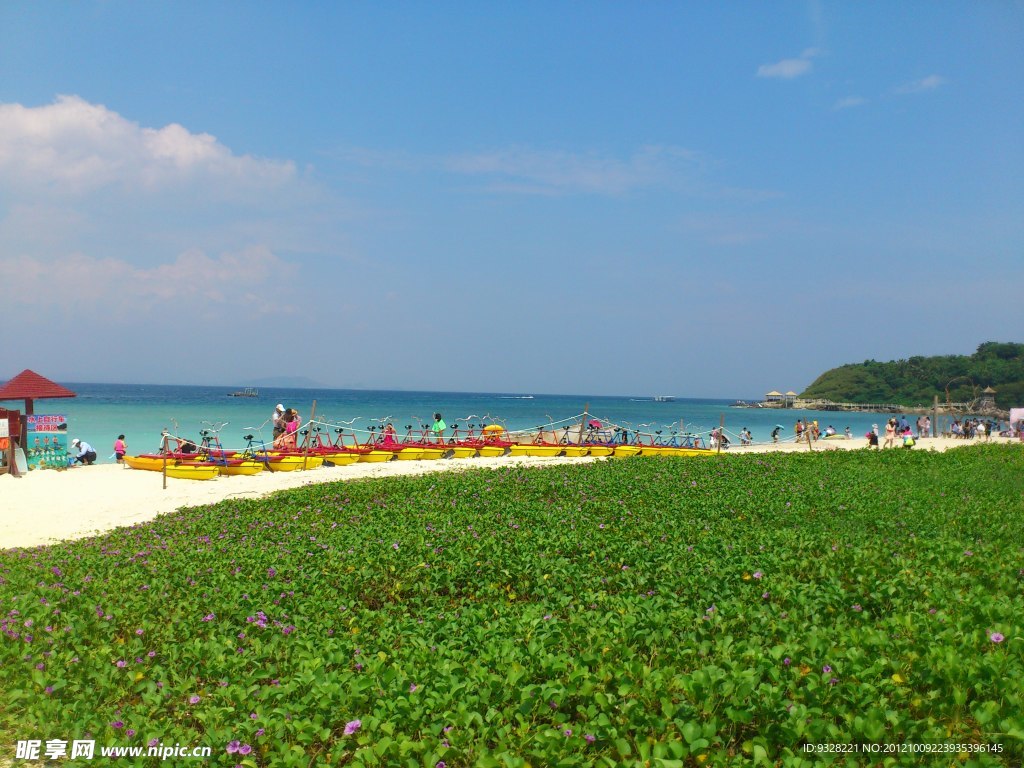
[3,383,912,464]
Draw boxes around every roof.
[982,386,996,393]
[765,390,783,396]
[785,391,798,396]
[0,369,77,401]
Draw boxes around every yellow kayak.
[321,452,361,466]
[446,446,478,459]
[217,461,264,476]
[266,456,324,472]
[415,447,446,460]
[612,445,642,458]
[586,446,614,457]
[510,444,564,458]
[165,464,219,481]
[123,455,167,471]
[395,448,424,461]
[358,450,395,463]
[476,445,507,458]
[561,445,590,457]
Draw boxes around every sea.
[8,383,913,463]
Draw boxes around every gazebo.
[0,370,77,474]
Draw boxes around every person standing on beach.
[432,413,447,444]
[271,404,286,448]
[285,409,301,450]
[113,434,127,463]
[883,419,897,448]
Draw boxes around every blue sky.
[1,1,1021,398]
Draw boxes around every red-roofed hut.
[0,370,77,476]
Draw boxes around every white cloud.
[757,47,822,80]
[895,75,947,94]
[0,246,296,316]
[0,95,296,196]
[834,96,868,110]
[336,144,700,196]
[757,58,813,79]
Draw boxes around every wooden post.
[578,403,589,445]
[303,400,317,471]
[161,430,168,490]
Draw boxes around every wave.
[499,396,534,399]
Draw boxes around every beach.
[1,435,1012,551]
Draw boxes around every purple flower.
[752,571,763,579]
[226,740,240,754]
[822,665,832,674]
[783,657,791,666]
[255,728,265,737]
[250,712,258,720]
[111,720,124,729]
[135,628,144,635]
[238,744,252,755]
[436,763,447,768]
[126,729,136,738]
[852,604,863,612]
[201,613,215,622]
[189,695,201,704]
[409,683,417,693]
[344,719,361,735]
[148,739,159,748]
[564,729,572,737]
[44,686,53,695]
[584,734,596,744]
[267,568,276,578]
[115,660,126,668]
[990,632,1005,643]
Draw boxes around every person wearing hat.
[71,438,98,465]
[271,404,287,448]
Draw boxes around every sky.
[1,1,1021,399]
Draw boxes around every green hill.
[800,342,1024,409]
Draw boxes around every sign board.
[26,414,68,469]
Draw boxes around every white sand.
[0,436,1014,550]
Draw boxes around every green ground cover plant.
[1,446,1022,767]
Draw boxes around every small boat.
[228,387,259,398]
[358,450,395,463]
[165,464,219,481]
[394,448,425,461]
[561,445,590,457]
[586,446,615,458]
[216,460,265,476]
[265,455,323,472]
[445,446,479,459]
[509,444,564,458]
[321,452,361,466]
[476,445,508,458]
[654,395,676,402]
[612,445,643,458]
[124,455,168,471]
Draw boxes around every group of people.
[867,418,918,449]
[271,404,302,449]
[950,418,994,440]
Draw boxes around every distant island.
[799,342,1023,412]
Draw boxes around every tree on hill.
[800,343,1024,409]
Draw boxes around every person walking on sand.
[113,434,127,463]
[883,419,897,449]
[432,413,447,444]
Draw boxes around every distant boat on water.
[654,395,676,402]
[228,387,259,398]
